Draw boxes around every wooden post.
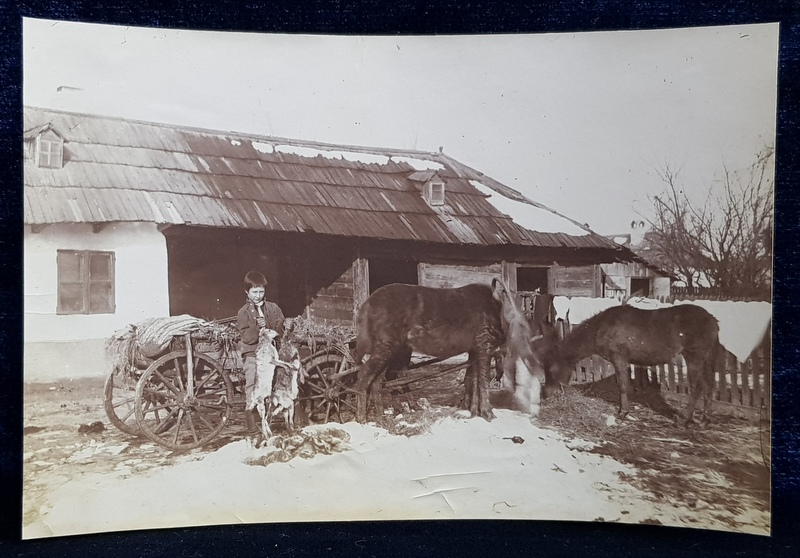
[731,357,741,406]
[352,256,369,325]
[753,346,763,410]
[593,265,603,298]
[501,260,517,293]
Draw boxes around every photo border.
[2,1,797,556]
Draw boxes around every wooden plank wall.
[419,262,502,288]
[306,264,355,325]
[548,265,600,297]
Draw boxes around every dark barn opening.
[368,257,419,293]
[630,277,651,297]
[517,266,549,293]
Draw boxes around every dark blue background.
[1,1,798,556]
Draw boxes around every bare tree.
[643,145,774,298]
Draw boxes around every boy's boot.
[244,408,258,434]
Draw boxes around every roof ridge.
[24,105,443,160]
[438,153,598,235]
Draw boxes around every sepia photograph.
[22,17,777,540]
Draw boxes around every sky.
[22,18,779,234]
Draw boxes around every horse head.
[530,322,570,398]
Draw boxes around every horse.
[354,278,522,423]
[541,304,720,426]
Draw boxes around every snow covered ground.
[23,408,765,539]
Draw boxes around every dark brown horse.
[542,304,720,425]
[354,279,514,422]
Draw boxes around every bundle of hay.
[287,316,356,356]
[106,315,239,375]
[243,427,351,466]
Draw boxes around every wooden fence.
[569,339,771,419]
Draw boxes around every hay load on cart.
[104,315,241,450]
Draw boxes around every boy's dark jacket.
[237,300,285,357]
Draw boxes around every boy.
[237,270,285,436]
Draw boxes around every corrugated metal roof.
[23,106,626,252]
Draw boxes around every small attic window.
[424,178,446,206]
[35,132,64,169]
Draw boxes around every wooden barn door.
[547,264,602,297]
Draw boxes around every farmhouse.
[23,106,642,380]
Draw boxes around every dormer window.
[35,130,64,169]
[423,176,446,206]
[407,170,447,206]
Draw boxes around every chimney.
[630,220,647,246]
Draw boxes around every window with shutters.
[57,250,115,314]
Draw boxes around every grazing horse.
[542,304,720,426]
[354,280,511,422]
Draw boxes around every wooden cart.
[104,323,476,451]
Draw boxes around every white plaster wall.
[652,276,672,299]
[24,222,170,342]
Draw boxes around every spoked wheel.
[299,352,360,424]
[104,366,143,436]
[134,350,234,451]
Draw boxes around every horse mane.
[558,310,609,365]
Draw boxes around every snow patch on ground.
[23,410,734,539]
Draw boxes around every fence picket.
[742,357,753,407]
[667,362,675,393]
[753,346,763,410]
[717,350,728,403]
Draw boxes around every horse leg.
[353,342,394,423]
[683,357,713,428]
[682,362,703,427]
[462,361,477,414]
[472,348,496,421]
[611,358,631,418]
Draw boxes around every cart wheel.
[104,367,142,436]
[299,352,360,425]
[135,350,234,451]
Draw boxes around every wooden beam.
[501,260,517,292]
[92,223,108,234]
[352,255,369,324]
[30,224,48,234]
